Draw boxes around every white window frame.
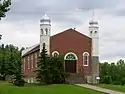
[31,55,33,68]
[23,58,25,71]
[52,51,59,57]
[28,56,30,69]
[64,52,78,60]
[35,53,37,67]
[83,52,89,66]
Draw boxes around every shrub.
[13,79,25,86]
[121,78,125,85]
[113,81,121,85]
[103,76,112,84]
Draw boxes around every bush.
[121,78,125,85]
[103,76,112,84]
[13,79,25,86]
[113,81,121,85]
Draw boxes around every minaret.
[89,15,99,84]
[40,13,51,55]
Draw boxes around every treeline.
[0,43,66,86]
[100,59,125,85]
[0,44,25,86]
[1,44,125,86]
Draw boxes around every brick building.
[22,14,99,84]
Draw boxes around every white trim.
[83,52,89,66]
[28,56,30,69]
[23,58,25,71]
[27,78,30,83]
[31,55,33,68]
[35,53,37,67]
[31,78,34,83]
[52,51,59,56]
[64,52,78,60]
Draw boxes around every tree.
[0,44,24,83]
[0,44,7,80]
[50,56,67,84]
[0,0,11,20]
[36,43,66,84]
[100,59,125,85]
[36,43,52,84]
[12,47,25,86]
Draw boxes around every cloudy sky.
[0,0,125,62]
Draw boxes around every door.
[65,60,76,73]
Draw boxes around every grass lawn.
[97,84,125,93]
[0,82,103,94]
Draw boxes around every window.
[23,58,25,71]
[83,52,89,66]
[35,53,37,67]
[52,51,59,57]
[31,78,34,83]
[45,28,48,35]
[90,31,92,34]
[53,53,58,57]
[41,29,43,35]
[27,78,30,83]
[66,54,76,60]
[28,56,30,69]
[64,52,78,60]
[95,31,97,34]
[31,55,33,68]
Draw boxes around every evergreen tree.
[36,43,52,84]
[13,48,25,86]
[50,56,66,84]
[36,43,67,84]
[0,44,7,80]
[0,44,25,83]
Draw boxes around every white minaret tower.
[89,13,99,84]
[40,13,51,54]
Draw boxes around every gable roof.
[22,28,91,57]
[51,28,91,40]
[22,44,39,57]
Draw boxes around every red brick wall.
[50,29,92,76]
[22,51,39,77]
[22,29,92,78]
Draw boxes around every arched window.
[90,31,92,34]
[45,28,48,35]
[64,52,78,60]
[83,52,89,66]
[95,31,97,34]
[41,29,43,35]
[52,51,59,57]
[66,54,76,60]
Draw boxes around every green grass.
[0,82,103,94]
[97,84,125,93]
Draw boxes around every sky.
[0,0,125,62]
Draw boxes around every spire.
[42,13,50,20]
[40,13,51,25]
[44,13,47,17]
[89,10,98,26]
[92,10,95,21]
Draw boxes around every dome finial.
[42,12,50,20]
[44,12,47,16]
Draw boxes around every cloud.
[0,0,125,62]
